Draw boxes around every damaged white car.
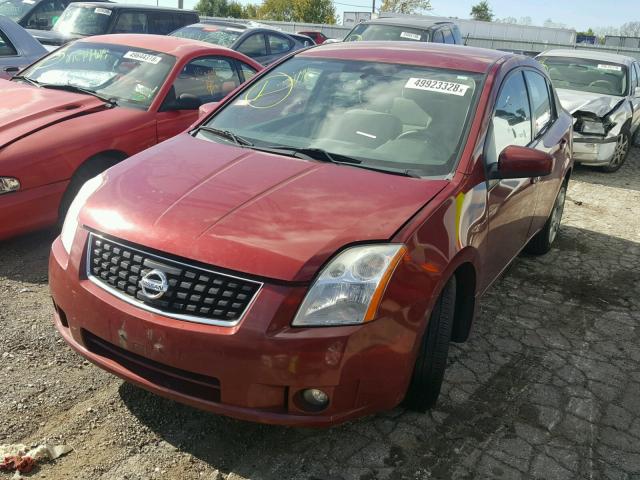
[538,49,640,172]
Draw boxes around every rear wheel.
[525,182,567,255]
[601,130,630,173]
[404,277,456,412]
[57,155,122,226]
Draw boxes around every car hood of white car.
[556,88,624,117]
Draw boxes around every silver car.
[538,49,640,172]
[0,15,46,79]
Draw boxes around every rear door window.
[239,61,257,82]
[148,12,179,35]
[267,33,292,55]
[0,31,17,56]
[431,29,444,43]
[237,33,267,58]
[167,56,242,105]
[24,0,65,29]
[442,27,455,44]
[113,11,148,34]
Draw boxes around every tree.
[226,1,244,18]
[194,0,229,17]
[259,0,336,23]
[379,0,432,15]
[620,21,640,37]
[243,3,259,19]
[470,1,492,22]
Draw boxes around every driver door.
[155,56,243,142]
[482,69,539,286]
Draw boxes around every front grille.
[86,233,262,326]
[83,330,221,403]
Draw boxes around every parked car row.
[0,10,633,428]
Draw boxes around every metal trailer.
[605,35,640,49]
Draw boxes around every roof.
[363,16,455,29]
[539,48,635,66]
[71,2,196,12]
[300,41,509,74]
[77,34,233,57]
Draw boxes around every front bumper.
[572,134,618,166]
[49,231,418,427]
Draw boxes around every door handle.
[4,66,19,73]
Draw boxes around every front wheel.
[525,182,567,255]
[601,131,630,173]
[404,277,456,412]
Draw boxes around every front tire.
[404,277,456,412]
[525,182,567,255]
[601,130,630,173]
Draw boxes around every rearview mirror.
[198,101,219,119]
[488,145,553,180]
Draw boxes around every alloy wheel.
[610,133,629,169]
[549,185,566,244]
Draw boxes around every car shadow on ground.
[0,228,57,285]
[571,148,640,192]
[120,222,640,479]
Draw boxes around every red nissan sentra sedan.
[0,34,261,240]
[49,42,573,427]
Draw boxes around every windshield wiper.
[250,145,421,178]
[194,126,253,146]
[38,83,118,106]
[11,75,41,87]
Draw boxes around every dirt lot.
[1,152,639,480]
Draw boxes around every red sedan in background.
[297,30,329,44]
[50,42,572,426]
[0,34,261,240]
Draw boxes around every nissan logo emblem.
[139,269,169,300]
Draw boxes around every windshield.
[172,24,243,47]
[53,4,111,36]
[201,58,483,177]
[345,24,427,42]
[19,42,175,109]
[0,0,33,21]
[538,56,628,96]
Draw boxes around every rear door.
[0,29,19,78]
[264,32,294,65]
[629,63,640,133]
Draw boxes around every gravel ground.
[1,152,639,480]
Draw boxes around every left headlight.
[0,177,20,194]
[292,244,407,327]
[60,174,104,254]
[577,118,606,136]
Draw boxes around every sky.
[127,0,638,31]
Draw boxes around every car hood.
[83,134,448,282]
[556,88,624,117]
[0,80,108,150]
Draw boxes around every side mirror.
[198,101,219,119]
[164,93,202,111]
[488,145,553,180]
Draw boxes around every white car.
[538,49,640,172]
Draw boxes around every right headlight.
[60,174,103,254]
[292,244,407,327]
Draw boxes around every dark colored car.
[29,3,198,47]
[297,30,328,44]
[0,0,109,30]
[49,42,573,427]
[345,17,462,44]
[0,14,46,78]
[171,20,309,65]
[0,34,261,240]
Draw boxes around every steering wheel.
[588,80,614,90]
[397,129,432,141]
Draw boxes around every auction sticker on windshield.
[405,78,471,96]
[94,7,111,15]
[597,64,622,71]
[123,51,162,64]
[400,32,421,40]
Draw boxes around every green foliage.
[379,0,432,15]
[470,1,493,22]
[194,0,260,19]
[259,0,336,24]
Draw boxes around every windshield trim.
[201,57,486,179]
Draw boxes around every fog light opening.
[297,388,330,412]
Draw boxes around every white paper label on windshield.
[405,78,471,96]
[94,7,111,15]
[597,64,622,71]
[123,51,162,64]
[22,0,35,4]
[400,31,421,40]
